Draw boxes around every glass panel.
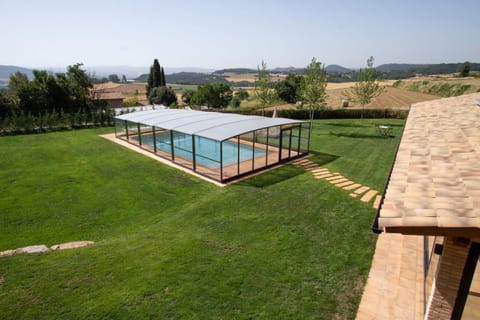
[172,131,193,169]
[290,126,300,158]
[280,129,291,160]
[299,122,310,153]
[253,129,269,171]
[194,136,221,181]
[115,119,127,138]
[239,132,254,175]
[267,126,281,166]
[221,138,239,181]
[127,121,139,145]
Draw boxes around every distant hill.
[136,72,229,85]
[213,68,256,74]
[375,64,427,72]
[0,65,34,80]
[325,64,352,73]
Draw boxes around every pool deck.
[101,133,298,186]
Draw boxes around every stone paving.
[0,241,95,258]
[292,158,380,208]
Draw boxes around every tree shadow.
[308,151,340,166]
[237,164,305,188]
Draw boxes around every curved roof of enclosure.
[115,109,303,141]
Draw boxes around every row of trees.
[1,64,100,118]
[253,57,383,119]
[0,63,116,134]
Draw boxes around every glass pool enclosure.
[115,109,310,183]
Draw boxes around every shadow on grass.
[308,151,340,166]
[330,132,394,139]
[237,164,305,188]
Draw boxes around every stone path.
[0,241,95,258]
[292,158,380,208]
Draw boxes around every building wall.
[425,237,472,320]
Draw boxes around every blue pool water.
[140,132,268,169]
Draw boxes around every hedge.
[221,108,409,119]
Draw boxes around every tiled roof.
[378,93,480,236]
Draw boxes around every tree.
[230,96,241,108]
[458,61,471,77]
[190,83,232,109]
[182,89,195,105]
[108,74,120,83]
[148,86,177,106]
[160,67,166,87]
[254,60,277,115]
[351,56,384,119]
[146,59,163,97]
[121,75,127,83]
[299,57,328,120]
[275,74,302,103]
[66,63,93,111]
[235,88,249,101]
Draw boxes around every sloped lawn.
[0,119,403,319]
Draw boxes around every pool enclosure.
[115,109,310,183]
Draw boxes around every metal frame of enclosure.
[115,109,310,183]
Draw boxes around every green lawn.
[0,119,403,319]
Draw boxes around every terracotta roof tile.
[378,93,480,235]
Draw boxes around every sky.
[1,0,479,69]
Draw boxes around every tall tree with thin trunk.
[300,57,328,121]
[254,60,277,115]
[352,56,384,119]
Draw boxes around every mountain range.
[1,62,478,88]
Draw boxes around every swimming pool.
[140,132,269,169]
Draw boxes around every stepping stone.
[303,164,319,170]
[335,180,354,187]
[350,193,359,197]
[314,173,334,179]
[21,245,50,254]
[373,195,382,209]
[50,241,95,251]
[343,183,361,190]
[329,177,348,184]
[295,159,311,164]
[325,175,343,181]
[361,190,378,203]
[312,168,329,173]
[313,170,331,175]
[354,186,370,195]
[0,249,21,257]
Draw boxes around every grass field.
[0,119,403,319]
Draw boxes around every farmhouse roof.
[115,109,302,142]
[375,93,480,237]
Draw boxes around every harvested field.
[326,86,439,109]
[265,86,439,111]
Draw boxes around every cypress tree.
[153,59,161,87]
[146,65,154,97]
[160,67,166,86]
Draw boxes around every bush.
[219,108,408,119]
[149,86,177,106]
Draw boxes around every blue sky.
[1,0,479,69]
